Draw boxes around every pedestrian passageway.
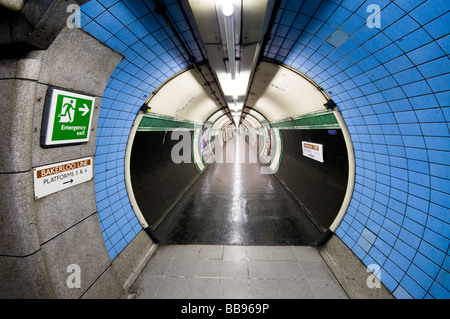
[154,134,323,246]
[1,0,448,300]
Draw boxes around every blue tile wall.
[264,0,449,298]
[82,0,449,298]
[81,0,199,260]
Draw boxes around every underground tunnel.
[0,0,449,300]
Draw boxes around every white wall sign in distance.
[33,157,93,199]
[302,141,324,163]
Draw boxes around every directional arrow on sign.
[63,179,74,185]
[80,104,89,116]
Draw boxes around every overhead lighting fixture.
[222,1,234,16]
[222,1,236,80]
[218,76,247,96]
[228,101,243,112]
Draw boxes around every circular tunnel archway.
[125,59,354,247]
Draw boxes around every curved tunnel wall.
[81,0,198,260]
[129,114,201,230]
[264,0,450,298]
[80,0,450,298]
[276,126,349,230]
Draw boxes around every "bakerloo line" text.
[36,158,91,179]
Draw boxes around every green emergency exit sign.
[41,88,95,146]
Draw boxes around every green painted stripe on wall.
[138,114,200,131]
[271,109,339,130]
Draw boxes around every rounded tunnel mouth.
[125,63,355,247]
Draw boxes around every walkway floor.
[154,135,322,246]
[129,244,348,299]
[131,135,347,299]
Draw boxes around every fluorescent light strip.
[222,2,236,80]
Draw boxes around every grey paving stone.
[130,245,348,299]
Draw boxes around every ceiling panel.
[146,68,222,123]
[246,61,328,122]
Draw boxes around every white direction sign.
[33,157,93,199]
[302,141,324,163]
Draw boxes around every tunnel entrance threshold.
[154,135,322,246]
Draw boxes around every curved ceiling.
[206,108,228,125]
[242,114,262,128]
[128,1,330,129]
[145,59,329,128]
[145,66,222,123]
[212,113,232,129]
[245,60,329,122]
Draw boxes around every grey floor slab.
[129,245,348,299]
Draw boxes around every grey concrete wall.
[318,235,394,299]
[0,27,153,298]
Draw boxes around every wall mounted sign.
[41,88,95,146]
[302,141,324,163]
[33,157,93,199]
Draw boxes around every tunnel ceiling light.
[219,76,247,97]
[222,1,236,81]
[229,101,243,112]
[188,0,274,127]
[222,1,234,16]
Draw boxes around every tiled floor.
[129,245,348,299]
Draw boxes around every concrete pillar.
[0,26,150,298]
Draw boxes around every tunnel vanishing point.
[0,0,449,299]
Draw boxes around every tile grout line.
[314,246,352,299]
[135,245,348,299]
[152,245,179,299]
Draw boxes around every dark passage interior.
[153,135,322,246]
[130,130,199,228]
